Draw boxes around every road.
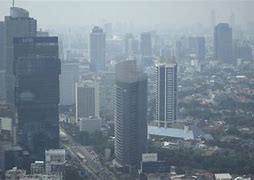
[60,127,117,180]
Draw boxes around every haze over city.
[0,0,253,29]
[0,0,254,180]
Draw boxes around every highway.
[60,127,117,180]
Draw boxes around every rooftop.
[214,173,232,179]
[148,126,194,140]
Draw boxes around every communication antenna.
[12,0,15,7]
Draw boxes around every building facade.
[14,37,60,160]
[114,60,148,171]
[45,149,65,177]
[156,62,178,127]
[99,72,115,120]
[60,61,79,105]
[4,7,37,104]
[140,32,152,57]
[75,81,100,122]
[89,26,106,72]
[214,23,233,64]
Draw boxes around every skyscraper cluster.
[0,7,61,161]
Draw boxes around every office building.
[114,60,148,171]
[79,117,102,133]
[0,22,4,71]
[5,167,26,180]
[31,161,44,174]
[214,173,232,180]
[0,145,29,172]
[195,37,206,61]
[125,33,139,57]
[4,7,37,104]
[140,32,152,57]
[103,23,112,37]
[156,58,178,127]
[0,71,5,101]
[75,81,100,122]
[89,26,105,72]
[233,41,253,62]
[99,72,115,120]
[214,23,233,64]
[14,37,60,160]
[211,10,216,31]
[37,30,49,37]
[5,166,61,180]
[45,149,65,176]
[60,61,79,105]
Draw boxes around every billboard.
[142,153,158,162]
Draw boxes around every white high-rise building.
[156,59,178,128]
[89,26,105,72]
[75,81,100,122]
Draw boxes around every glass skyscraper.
[13,37,61,160]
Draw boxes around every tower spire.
[12,0,15,7]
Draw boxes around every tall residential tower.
[156,57,178,127]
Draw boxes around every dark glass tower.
[13,37,61,160]
[114,60,148,171]
[214,23,233,64]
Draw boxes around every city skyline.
[0,1,254,179]
[1,1,253,30]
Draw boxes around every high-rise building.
[0,71,5,101]
[114,60,148,171]
[4,7,37,104]
[75,81,100,122]
[195,37,206,61]
[60,61,79,105]
[140,32,152,57]
[214,23,233,64]
[156,58,178,128]
[0,22,4,71]
[79,116,102,134]
[89,26,106,72]
[14,37,60,160]
[210,10,216,31]
[99,72,115,120]
[103,23,113,37]
[125,33,139,57]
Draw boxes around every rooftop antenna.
[12,0,15,7]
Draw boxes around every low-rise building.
[45,149,65,179]
[79,117,102,133]
[214,173,232,180]
[31,161,44,174]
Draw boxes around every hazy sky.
[0,0,253,29]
